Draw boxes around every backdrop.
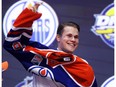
[2,0,114,87]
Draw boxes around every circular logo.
[3,0,59,46]
[101,76,115,87]
[91,3,114,48]
[15,66,55,87]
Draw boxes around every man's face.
[56,26,79,53]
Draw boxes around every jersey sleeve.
[63,57,97,87]
[3,7,48,70]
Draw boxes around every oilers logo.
[91,3,114,48]
[15,66,54,87]
[3,0,59,46]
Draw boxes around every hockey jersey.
[24,46,97,87]
[3,7,97,87]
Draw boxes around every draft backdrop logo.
[3,0,59,46]
[91,3,114,48]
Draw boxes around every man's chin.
[65,50,74,54]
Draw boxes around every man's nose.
[70,37,76,41]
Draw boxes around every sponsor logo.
[91,3,114,48]
[3,0,59,46]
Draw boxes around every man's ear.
[56,34,61,42]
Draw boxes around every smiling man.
[56,22,79,53]
[3,2,97,87]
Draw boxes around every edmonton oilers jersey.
[3,7,97,87]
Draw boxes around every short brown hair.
[57,21,80,36]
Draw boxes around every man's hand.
[28,2,43,12]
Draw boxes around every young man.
[3,2,97,87]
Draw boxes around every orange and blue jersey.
[3,7,97,87]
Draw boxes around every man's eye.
[67,34,72,37]
[74,36,78,39]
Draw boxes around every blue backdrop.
[2,0,114,87]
